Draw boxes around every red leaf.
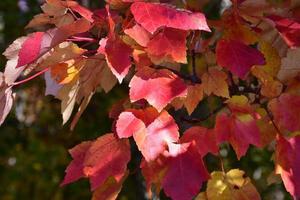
[130,2,210,34]
[146,28,188,64]
[60,141,93,186]
[216,39,265,79]
[267,15,300,48]
[269,93,300,132]
[215,113,261,159]
[99,37,133,83]
[180,126,219,157]
[129,67,187,112]
[162,143,210,200]
[61,134,131,191]
[276,136,300,199]
[17,32,44,68]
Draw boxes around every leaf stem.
[11,67,50,87]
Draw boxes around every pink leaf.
[137,110,179,161]
[130,2,210,34]
[17,32,44,68]
[129,67,187,112]
[116,111,146,138]
[116,108,179,161]
[216,39,265,79]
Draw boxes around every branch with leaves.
[1,0,300,199]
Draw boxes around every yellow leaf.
[92,172,128,200]
[206,169,261,200]
[50,59,83,84]
[252,66,283,98]
[256,41,281,77]
[226,95,249,107]
[202,67,229,98]
[224,23,258,45]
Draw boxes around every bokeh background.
[0,0,293,199]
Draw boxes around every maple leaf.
[17,32,44,68]
[130,2,210,34]
[184,84,204,115]
[38,42,86,69]
[2,36,28,84]
[215,96,261,159]
[180,126,219,157]
[269,93,300,132]
[216,39,265,79]
[124,24,151,47]
[205,169,261,200]
[99,37,133,83]
[146,28,188,64]
[267,15,300,48]
[222,14,258,45]
[162,143,210,200]
[61,133,131,191]
[0,74,14,126]
[251,66,283,98]
[129,67,187,112]
[278,48,300,82]
[201,67,229,98]
[116,108,179,161]
[141,156,169,197]
[275,136,300,199]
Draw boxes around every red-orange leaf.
[146,28,188,64]
[130,2,210,34]
[129,67,187,112]
[124,24,151,47]
[180,126,219,157]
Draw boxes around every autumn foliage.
[2,0,300,199]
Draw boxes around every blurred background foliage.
[0,0,292,199]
